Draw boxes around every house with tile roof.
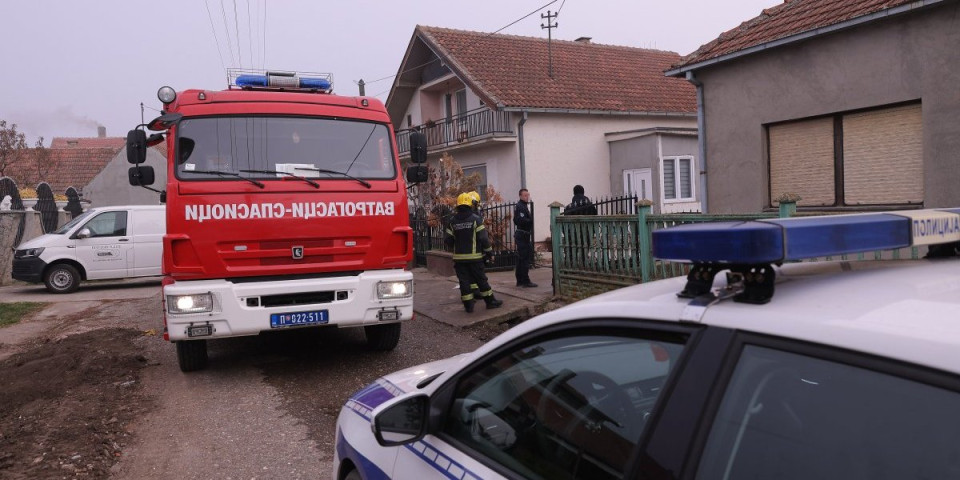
[666,0,960,214]
[3,132,166,207]
[387,26,698,240]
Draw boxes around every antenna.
[541,10,558,78]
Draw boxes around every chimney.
[574,36,592,44]
[97,126,106,138]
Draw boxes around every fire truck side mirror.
[128,165,156,187]
[127,129,147,164]
[406,165,428,184]
[409,132,427,164]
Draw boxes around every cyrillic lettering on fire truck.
[184,202,396,223]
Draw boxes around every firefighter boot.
[484,295,503,309]
[463,299,476,313]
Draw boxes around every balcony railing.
[396,108,515,155]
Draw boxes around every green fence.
[549,201,921,300]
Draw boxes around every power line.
[219,0,236,67]
[246,0,254,68]
[557,0,568,15]
[232,0,242,68]
[363,0,558,87]
[203,0,228,74]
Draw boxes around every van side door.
[74,210,133,280]
[131,210,164,277]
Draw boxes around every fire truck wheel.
[44,264,80,293]
[364,323,401,351]
[176,340,209,372]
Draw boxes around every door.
[74,210,132,279]
[392,323,691,479]
[131,210,164,276]
[624,168,653,201]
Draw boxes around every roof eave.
[666,0,947,77]
[501,107,697,117]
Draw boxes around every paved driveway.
[0,277,161,303]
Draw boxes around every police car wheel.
[343,468,362,480]
[176,340,209,372]
[43,264,80,294]
[364,323,401,351]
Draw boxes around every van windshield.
[53,211,93,234]
[175,116,396,182]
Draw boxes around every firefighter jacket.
[444,209,492,262]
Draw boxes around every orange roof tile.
[417,26,696,114]
[673,0,922,70]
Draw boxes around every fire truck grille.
[259,291,336,308]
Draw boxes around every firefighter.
[467,190,484,295]
[445,193,503,313]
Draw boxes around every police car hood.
[377,354,472,394]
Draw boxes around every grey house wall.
[694,3,960,213]
[608,133,699,212]
[83,148,167,207]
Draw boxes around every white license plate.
[378,310,400,321]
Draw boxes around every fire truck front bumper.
[162,269,414,341]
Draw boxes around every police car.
[334,209,960,480]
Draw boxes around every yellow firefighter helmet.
[456,192,474,207]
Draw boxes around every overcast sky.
[0,0,776,145]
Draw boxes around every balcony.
[396,108,515,156]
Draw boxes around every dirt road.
[0,285,508,479]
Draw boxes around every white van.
[12,205,165,293]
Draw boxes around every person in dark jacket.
[513,188,537,288]
[445,193,504,313]
[564,185,598,215]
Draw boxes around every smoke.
[1,106,104,146]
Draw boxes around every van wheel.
[176,340,208,372]
[44,264,80,293]
[364,323,401,351]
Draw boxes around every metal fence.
[410,200,534,271]
[396,108,515,155]
[550,200,922,299]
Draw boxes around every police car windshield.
[175,116,396,182]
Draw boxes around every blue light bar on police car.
[652,208,960,264]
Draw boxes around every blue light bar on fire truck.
[652,208,960,304]
[227,69,333,93]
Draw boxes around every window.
[462,165,487,201]
[83,211,127,238]
[175,117,397,181]
[696,346,960,479]
[662,156,695,201]
[767,103,922,207]
[441,329,687,480]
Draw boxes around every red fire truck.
[126,70,428,372]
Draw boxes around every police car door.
[74,210,132,279]
[392,322,691,479]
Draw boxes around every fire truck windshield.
[175,116,396,182]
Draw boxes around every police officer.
[514,188,537,288]
[445,193,503,313]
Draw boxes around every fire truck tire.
[176,340,209,372]
[364,323,401,351]
[44,264,80,293]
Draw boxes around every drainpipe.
[686,71,708,213]
[518,110,529,189]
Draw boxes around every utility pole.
[541,10,558,79]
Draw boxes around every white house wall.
[83,148,167,207]
[522,113,696,241]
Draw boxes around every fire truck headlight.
[157,86,177,105]
[167,293,214,314]
[377,281,412,300]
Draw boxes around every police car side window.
[441,330,686,480]
[696,346,960,480]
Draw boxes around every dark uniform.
[513,200,535,286]
[445,205,503,312]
